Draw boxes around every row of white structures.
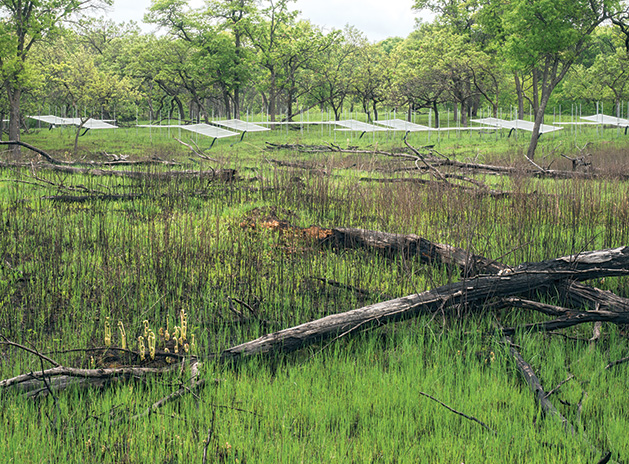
[29,114,629,145]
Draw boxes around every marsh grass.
[1,124,629,462]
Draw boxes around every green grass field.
[2,118,629,462]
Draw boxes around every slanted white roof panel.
[212,119,270,132]
[334,119,386,132]
[511,119,563,134]
[471,117,516,129]
[376,119,431,131]
[81,119,118,129]
[472,118,562,134]
[581,114,629,126]
[29,115,71,125]
[182,123,237,139]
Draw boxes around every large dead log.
[329,228,629,313]
[329,227,505,276]
[219,247,629,361]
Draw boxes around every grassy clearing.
[1,122,629,462]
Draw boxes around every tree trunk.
[269,71,277,123]
[526,87,552,160]
[532,69,540,115]
[433,101,440,128]
[233,89,241,119]
[7,86,21,157]
[460,99,468,127]
[515,73,525,119]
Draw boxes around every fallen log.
[219,246,629,361]
[501,306,629,335]
[0,364,180,390]
[329,227,629,313]
[328,227,506,276]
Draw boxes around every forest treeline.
[3,0,629,158]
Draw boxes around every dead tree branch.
[501,335,576,435]
[217,246,629,361]
[0,140,63,164]
[419,391,496,435]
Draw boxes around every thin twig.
[202,407,217,464]
[230,297,258,317]
[544,374,575,399]
[1,336,60,367]
[175,138,219,165]
[606,355,629,370]
[419,391,496,435]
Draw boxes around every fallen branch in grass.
[42,193,143,202]
[0,140,63,164]
[128,378,207,421]
[605,355,629,370]
[545,374,575,399]
[264,142,599,179]
[328,227,506,277]
[0,140,179,167]
[0,363,183,390]
[329,228,629,314]
[266,157,329,176]
[358,175,513,198]
[218,246,629,361]
[419,391,496,435]
[6,245,628,390]
[1,336,60,367]
[175,138,219,163]
[32,163,237,181]
[502,308,629,335]
[501,334,576,435]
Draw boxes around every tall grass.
[1,127,629,462]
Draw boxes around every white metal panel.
[581,114,629,126]
[471,117,516,129]
[81,119,118,129]
[182,123,237,139]
[473,118,562,134]
[511,119,563,134]
[334,119,386,132]
[376,119,431,131]
[29,115,71,125]
[212,119,270,132]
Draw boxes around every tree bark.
[329,227,505,276]
[514,73,525,119]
